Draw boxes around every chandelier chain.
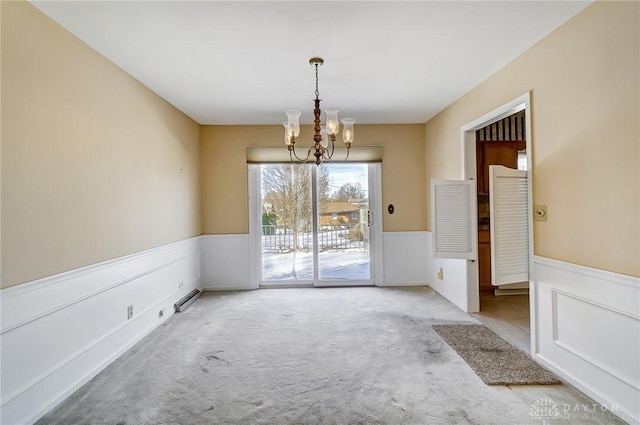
[315,63,320,99]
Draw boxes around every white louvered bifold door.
[431,179,477,260]
[489,165,529,285]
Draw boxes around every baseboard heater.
[174,289,201,313]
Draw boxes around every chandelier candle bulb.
[282,122,292,145]
[285,109,301,140]
[341,118,355,146]
[320,126,329,148]
[325,109,340,136]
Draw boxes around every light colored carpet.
[36,287,618,425]
[432,324,560,385]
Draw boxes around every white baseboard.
[494,282,529,296]
[382,231,429,286]
[0,237,201,425]
[200,234,254,290]
[533,256,639,425]
[493,288,529,295]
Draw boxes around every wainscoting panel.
[554,290,639,389]
[382,232,429,286]
[422,231,471,312]
[0,237,201,425]
[200,234,253,290]
[202,232,429,290]
[533,256,640,425]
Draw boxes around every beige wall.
[201,124,426,234]
[1,2,201,288]
[0,0,3,285]
[425,1,639,277]
[5,0,636,286]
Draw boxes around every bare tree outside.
[332,182,365,202]
[262,164,310,254]
[262,164,330,246]
[317,165,330,204]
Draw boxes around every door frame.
[248,163,383,288]
[460,92,536,353]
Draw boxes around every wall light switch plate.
[534,205,547,221]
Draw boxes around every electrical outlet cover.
[534,205,547,221]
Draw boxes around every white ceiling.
[31,1,590,125]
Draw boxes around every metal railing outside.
[262,225,366,252]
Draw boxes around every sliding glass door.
[260,164,314,281]
[256,163,376,287]
[316,164,370,283]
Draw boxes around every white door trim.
[248,165,262,290]
[460,92,536,353]
[368,163,384,286]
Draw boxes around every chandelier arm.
[326,139,336,159]
[323,147,348,163]
[322,141,350,163]
[290,146,312,163]
[290,150,305,164]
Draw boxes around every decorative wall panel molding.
[533,256,639,425]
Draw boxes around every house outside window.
[319,201,362,228]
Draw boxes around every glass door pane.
[317,164,371,282]
[260,164,314,282]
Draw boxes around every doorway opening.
[474,112,531,351]
[460,92,536,354]
[252,163,381,288]
[475,111,528,294]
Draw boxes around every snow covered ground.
[262,249,370,281]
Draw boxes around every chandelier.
[284,57,355,166]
